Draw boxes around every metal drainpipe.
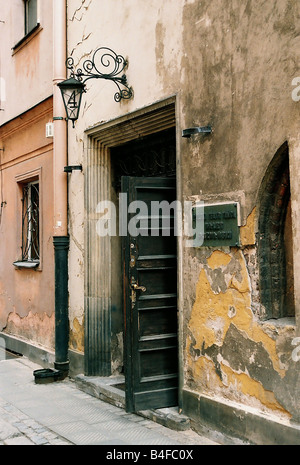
[53,236,69,375]
[53,0,69,376]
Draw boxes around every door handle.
[131,283,146,292]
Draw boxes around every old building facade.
[0,0,299,444]
[0,0,55,356]
[65,0,300,444]
[0,0,69,374]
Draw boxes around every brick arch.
[258,142,294,319]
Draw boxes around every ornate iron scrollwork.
[66,47,133,102]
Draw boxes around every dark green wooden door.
[122,176,178,413]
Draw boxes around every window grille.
[22,181,39,262]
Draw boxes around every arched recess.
[258,142,295,319]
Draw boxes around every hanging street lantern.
[57,47,133,127]
[57,77,86,128]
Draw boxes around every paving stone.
[4,436,35,445]
[12,422,30,433]
[0,418,19,441]
[50,438,70,445]
[28,434,49,445]
[34,427,48,434]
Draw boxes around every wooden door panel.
[139,348,178,378]
[139,308,177,337]
[123,176,178,412]
[138,269,177,295]
[137,235,176,256]
[133,388,178,412]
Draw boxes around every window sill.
[13,261,40,269]
[12,23,42,55]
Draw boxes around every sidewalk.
[0,355,219,446]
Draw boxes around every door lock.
[131,283,146,292]
[130,277,147,294]
[130,277,146,308]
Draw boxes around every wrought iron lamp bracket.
[66,47,133,102]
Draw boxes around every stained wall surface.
[0,0,53,125]
[66,0,300,430]
[0,1,54,350]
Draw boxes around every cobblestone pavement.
[0,356,219,446]
[0,401,72,445]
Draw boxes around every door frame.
[83,97,183,410]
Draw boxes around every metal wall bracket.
[66,47,133,102]
[64,165,83,173]
[182,126,213,138]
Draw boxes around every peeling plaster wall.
[66,0,187,354]
[0,98,55,351]
[179,0,300,424]
[68,170,85,353]
[0,2,54,353]
[67,0,300,426]
[4,311,55,351]
[185,245,298,420]
[183,208,299,423]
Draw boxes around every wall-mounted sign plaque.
[192,202,240,247]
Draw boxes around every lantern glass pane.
[62,88,83,121]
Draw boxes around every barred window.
[22,181,40,262]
